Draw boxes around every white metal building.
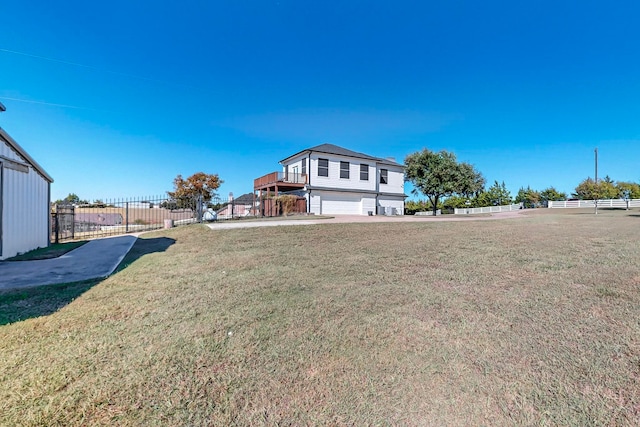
[0,127,53,260]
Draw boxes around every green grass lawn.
[1,210,639,425]
[4,240,88,261]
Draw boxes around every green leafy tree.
[167,172,223,208]
[599,176,618,198]
[458,162,486,198]
[573,177,617,200]
[54,193,89,205]
[539,187,567,206]
[515,186,541,208]
[482,180,512,206]
[404,149,484,215]
[442,195,470,210]
[405,200,431,215]
[615,181,640,199]
[573,178,598,200]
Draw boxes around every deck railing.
[254,172,307,188]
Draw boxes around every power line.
[0,47,183,87]
[0,47,217,112]
[0,48,102,70]
[0,96,114,113]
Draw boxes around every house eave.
[306,185,408,198]
[280,143,403,167]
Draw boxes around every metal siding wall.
[0,165,49,259]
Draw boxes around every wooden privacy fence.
[261,197,307,217]
[548,199,640,209]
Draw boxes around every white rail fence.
[454,203,523,215]
[548,199,640,209]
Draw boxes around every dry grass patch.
[1,210,640,425]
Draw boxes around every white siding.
[377,164,405,195]
[377,196,405,215]
[309,192,321,215]
[362,195,376,215]
[307,154,378,192]
[1,138,51,259]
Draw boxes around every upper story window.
[380,168,388,184]
[318,158,329,177]
[340,161,350,179]
[360,164,369,181]
[302,158,307,175]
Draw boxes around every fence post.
[197,195,203,223]
[125,201,129,233]
[71,205,75,240]
[53,211,59,244]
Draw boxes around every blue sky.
[1,1,638,202]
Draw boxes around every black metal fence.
[50,194,260,242]
[50,192,314,242]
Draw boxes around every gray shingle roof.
[233,193,255,203]
[280,143,402,166]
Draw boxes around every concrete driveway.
[206,210,524,230]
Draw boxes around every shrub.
[275,195,298,216]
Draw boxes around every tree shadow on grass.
[114,236,175,273]
[0,236,175,326]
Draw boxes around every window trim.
[318,158,329,177]
[340,161,350,179]
[360,163,369,181]
[301,158,306,175]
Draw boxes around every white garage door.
[320,193,362,215]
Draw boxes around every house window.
[302,158,306,175]
[340,161,350,179]
[318,158,329,177]
[380,168,388,184]
[360,164,369,181]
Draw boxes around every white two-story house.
[254,143,406,215]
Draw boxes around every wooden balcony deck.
[254,172,307,192]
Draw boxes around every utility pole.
[595,148,598,215]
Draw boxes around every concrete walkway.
[0,235,137,291]
[206,219,322,230]
[206,210,525,230]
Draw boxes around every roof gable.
[280,143,402,166]
[0,127,54,183]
